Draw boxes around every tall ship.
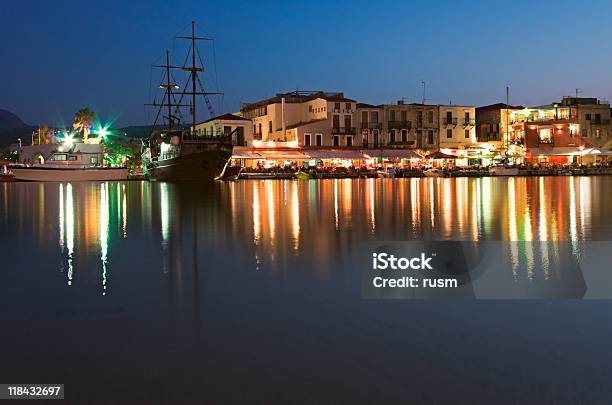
[143,21,233,181]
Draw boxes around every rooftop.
[195,113,251,126]
[477,102,525,110]
[241,91,355,110]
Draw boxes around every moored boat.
[142,21,233,182]
[1,165,15,182]
[11,143,128,182]
[295,171,311,180]
[215,164,242,181]
[423,168,444,177]
[489,165,519,176]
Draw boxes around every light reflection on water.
[1,177,612,401]
[0,177,610,294]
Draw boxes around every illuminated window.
[539,128,552,143]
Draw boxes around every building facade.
[559,97,611,147]
[193,113,253,147]
[476,103,523,148]
[383,102,439,150]
[438,105,477,149]
[240,91,356,148]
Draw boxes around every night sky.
[2,0,612,128]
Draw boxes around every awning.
[305,149,367,159]
[427,151,457,159]
[529,147,582,156]
[364,149,422,159]
[584,147,612,156]
[256,150,310,160]
[231,151,264,159]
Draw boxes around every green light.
[63,132,74,148]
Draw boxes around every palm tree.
[72,107,97,142]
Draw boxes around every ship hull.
[147,149,232,181]
[11,167,129,182]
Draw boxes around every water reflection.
[0,177,609,293]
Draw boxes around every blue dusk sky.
[1,0,612,127]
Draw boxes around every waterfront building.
[476,103,524,148]
[508,102,585,164]
[558,97,611,147]
[382,102,439,151]
[240,91,357,148]
[356,103,384,148]
[438,105,477,165]
[192,113,253,147]
[438,105,476,148]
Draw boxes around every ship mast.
[146,21,222,135]
[176,20,223,133]
[146,51,189,132]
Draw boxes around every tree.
[72,108,96,142]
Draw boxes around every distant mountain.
[0,109,33,147]
[0,127,35,147]
[0,109,29,131]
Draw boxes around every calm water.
[1,177,612,403]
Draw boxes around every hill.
[0,127,35,147]
[0,109,29,131]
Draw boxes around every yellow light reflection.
[66,183,74,285]
[100,182,109,295]
[291,182,300,250]
[253,182,261,244]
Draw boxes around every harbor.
[3,2,612,403]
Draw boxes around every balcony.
[388,121,412,129]
[332,127,356,135]
[443,117,458,126]
[539,138,554,146]
[361,122,382,130]
[588,118,610,125]
[461,119,475,126]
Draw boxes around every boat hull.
[147,149,232,181]
[11,167,129,182]
[489,167,519,176]
[0,174,15,182]
[423,170,443,177]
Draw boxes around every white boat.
[377,170,393,178]
[489,166,519,176]
[12,167,128,182]
[12,143,128,182]
[423,168,444,177]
